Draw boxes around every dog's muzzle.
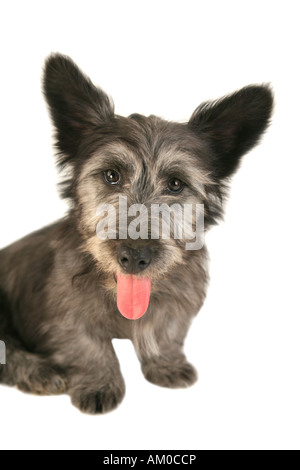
[117,245,152,274]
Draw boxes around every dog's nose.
[117,245,152,274]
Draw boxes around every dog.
[0,54,273,414]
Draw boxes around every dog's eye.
[168,177,184,193]
[103,170,121,185]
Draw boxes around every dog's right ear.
[43,53,114,165]
[188,85,273,180]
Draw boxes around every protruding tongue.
[116,274,151,320]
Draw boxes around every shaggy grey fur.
[0,54,273,413]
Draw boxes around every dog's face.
[74,117,212,280]
[44,54,273,318]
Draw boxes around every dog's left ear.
[43,53,114,164]
[188,85,274,180]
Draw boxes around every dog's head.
[44,53,273,319]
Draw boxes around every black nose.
[117,245,152,274]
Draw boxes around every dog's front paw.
[142,359,197,389]
[71,381,125,415]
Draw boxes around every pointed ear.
[43,53,114,164]
[188,85,274,180]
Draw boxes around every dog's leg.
[0,333,66,395]
[133,316,198,389]
[141,352,197,389]
[0,290,66,395]
[55,337,125,415]
[0,344,67,395]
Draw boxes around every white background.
[0,0,299,451]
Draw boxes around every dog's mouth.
[114,273,151,320]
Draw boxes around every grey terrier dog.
[0,54,273,413]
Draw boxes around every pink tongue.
[116,274,151,320]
